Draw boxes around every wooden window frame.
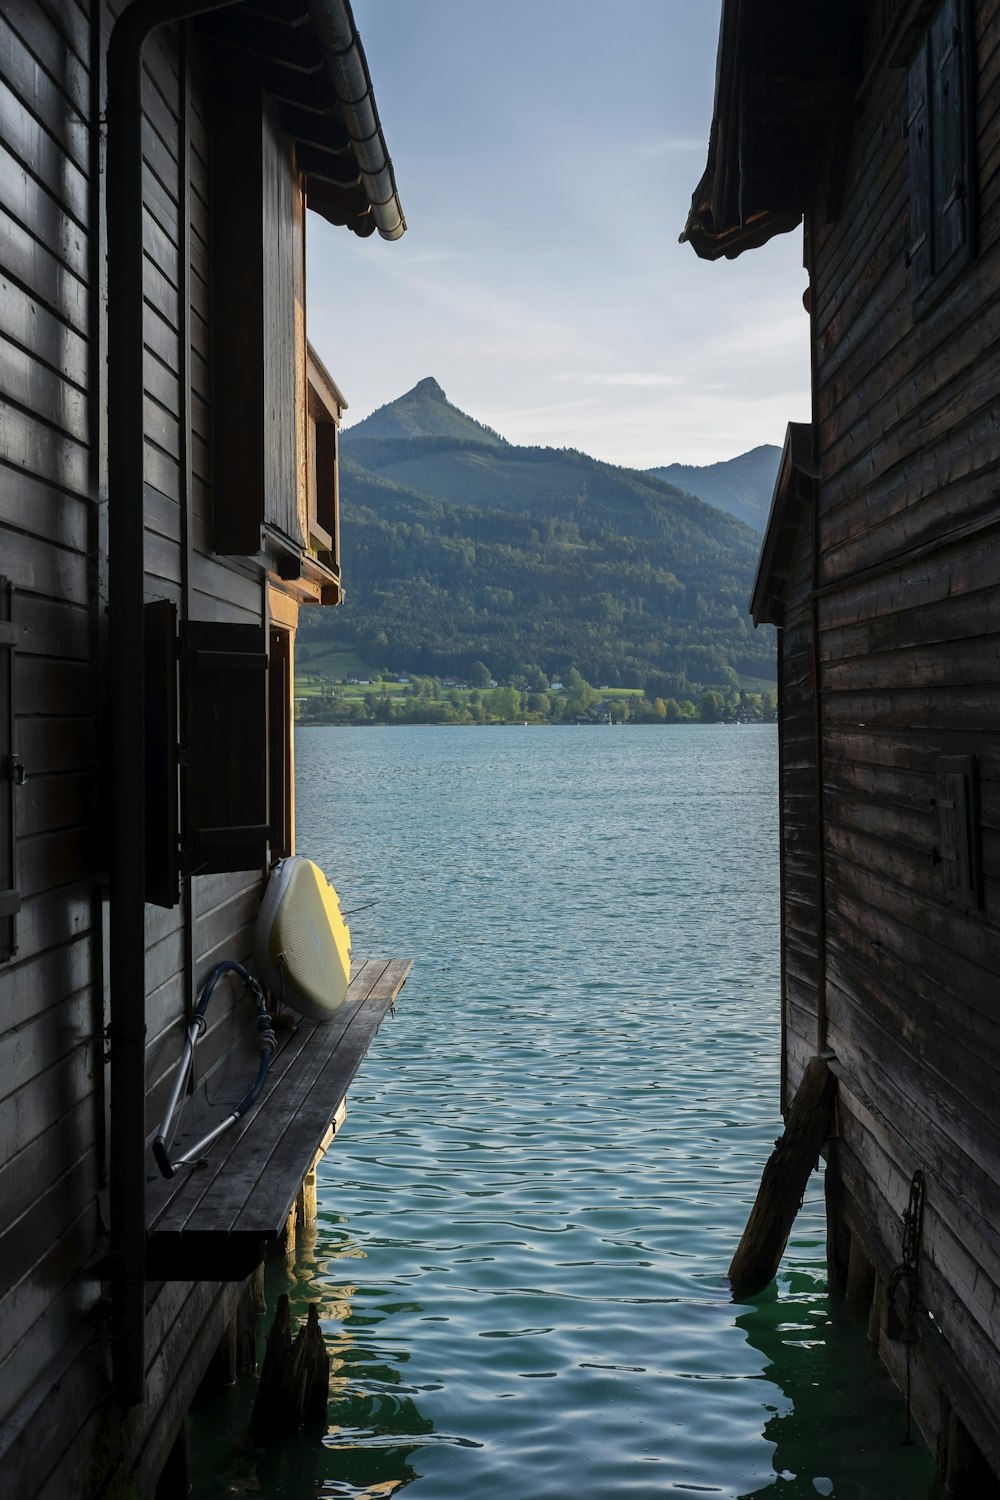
[211,53,304,557]
[267,624,294,861]
[906,0,976,315]
[145,602,270,907]
[305,347,345,599]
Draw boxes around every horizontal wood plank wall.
[810,0,1000,1462]
[135,32,278,1498]
[0,11,273,1496]
[0,0,105,1454]
[262,98,301,548]
[140,30,265,1155]
[777,526,820,1104]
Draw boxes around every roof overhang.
[750,422,817,627]
[680,0,861,261]
[196,0,405,240]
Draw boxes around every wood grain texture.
[146,960,412,1276]
[729,1056,836,1297]
[770,0,1000,1473]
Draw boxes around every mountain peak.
[646,445,781,532]
[343,377,507,446]
[410,376,448,401]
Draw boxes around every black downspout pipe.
[106,0,242,1409]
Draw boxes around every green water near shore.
[190,726,937,1498]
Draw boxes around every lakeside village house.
[0,3,411,1495]
[684,0,1000,1489]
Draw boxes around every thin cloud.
[643,137,708,155]
[557,372,684,389]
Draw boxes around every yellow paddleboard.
[254,857,352,1020]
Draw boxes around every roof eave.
[680,0,860,262]
[196,0,405,242]
[305,0,406,241]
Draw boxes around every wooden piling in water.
[728,1055,837,1298]
[252,1295,296,1444]
[292,1304,331,1430]
[250,1294,330,1444]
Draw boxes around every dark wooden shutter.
[930,0,967,273]
[182,621,269,876]
[211,56,301,556]
[907,39,933,296]
[934,754,982,909]
[0,579,21,960]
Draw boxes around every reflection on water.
[189,728,936,1499]
[736,1180,939,1500]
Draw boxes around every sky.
[306,0,812,470]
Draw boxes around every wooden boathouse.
[684,0,1000,1486]
[0,3,410,1495]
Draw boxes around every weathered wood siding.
[0,8,302,1496]
[138,23,268,1150]
[775,525,820,1105]
[0,3,106,1475]
[807,0,1000,1464]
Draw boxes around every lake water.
[191,725,936,1499]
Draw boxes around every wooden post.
[250,1295,330,1444]
[280,1201,298,1273]
[154,1421,190,1500]
[291,1303,330,1430]
[728,1056,837,1298]
[867,1274,886,1345]
[846,1230,876,1308]
[943,1409,999,1497]
[823,1140,851,1291]
[250,1264,267,1319]
[201,1282,259,1392]
[251,1295,296,1444]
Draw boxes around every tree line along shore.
[296,663,778,727]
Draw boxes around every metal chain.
[888,1169,926,1441]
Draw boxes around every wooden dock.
[146,959,411,1281]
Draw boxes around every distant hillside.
[307,380,777,694]
[340,433,742,543]
[647,445,781,531]
[342,376,508,446]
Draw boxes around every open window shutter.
[0,579,21,959]
[930,0,967,273]
[182,621,269,876]
[934,754,983,909]
[907,40,933,296]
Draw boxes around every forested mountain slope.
[304,380,776,692]
[646,445,782,532]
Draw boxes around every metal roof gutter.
[305,0,406,241]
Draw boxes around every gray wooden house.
[684,0,1000,1486]
[0,2,409,1495]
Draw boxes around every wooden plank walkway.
[146,958,411,1279]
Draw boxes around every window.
[305,348,345,602]
[210,56,304,556]
[145,602,269,907]
[906,0,975,312]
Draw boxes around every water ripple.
[191,728,935,1500]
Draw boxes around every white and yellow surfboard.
[255,856,352,1020]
